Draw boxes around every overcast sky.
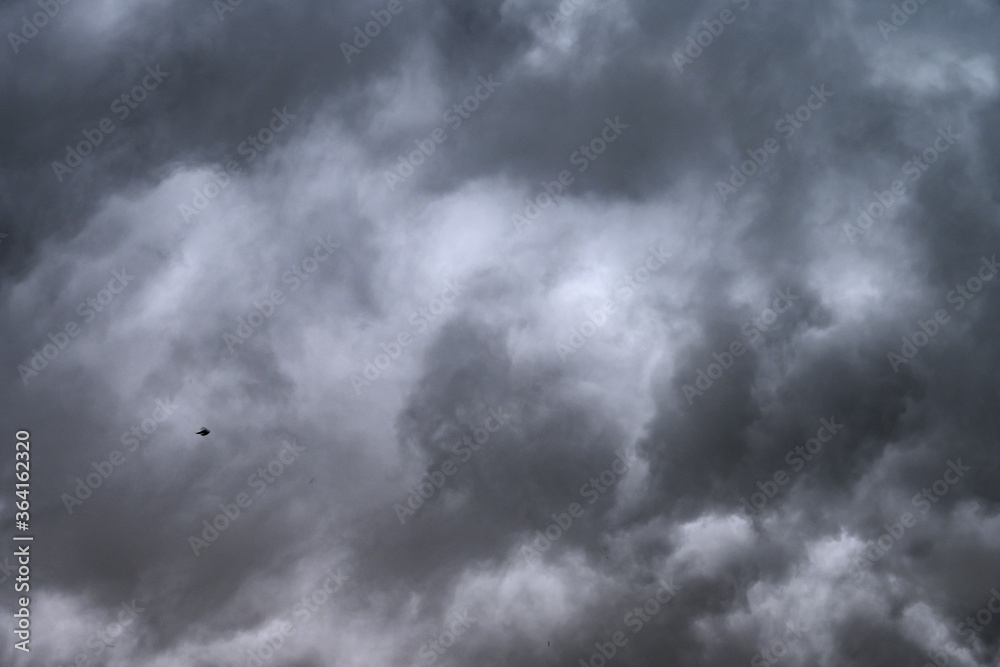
[1,0,1000,666]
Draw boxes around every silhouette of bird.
[308,477,316,485]
[196,427,210,436]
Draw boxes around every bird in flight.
[196,427,210,436]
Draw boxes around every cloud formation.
[1,0,1000,665]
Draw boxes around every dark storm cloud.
[1,0,1000,665]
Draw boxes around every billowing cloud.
[1,0,999,665]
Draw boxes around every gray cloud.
[2,0,1000,665]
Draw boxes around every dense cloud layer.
[1,0,999,665]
